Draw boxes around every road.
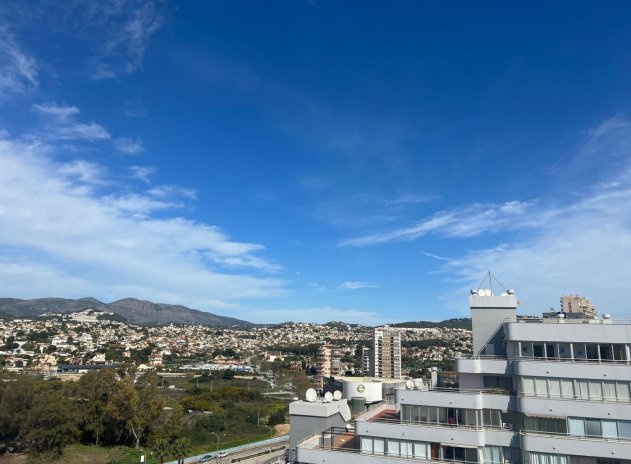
[164,435,288,464]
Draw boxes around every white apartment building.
[295,287,631,464]
[372,326,402,380]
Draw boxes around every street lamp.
[211,432,224,463]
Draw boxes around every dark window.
[585,419,602,437]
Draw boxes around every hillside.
[0,297,252,327]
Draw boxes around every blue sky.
[2,1,631,324]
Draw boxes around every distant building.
[315,344,342,389]
[361,347,371,374]
[371,326,401,379]
[148,352,163,366]
[560,294,597,318]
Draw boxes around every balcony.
[395,387,511,411]
[296,432,481,464]
[456,356,510,375]
[354,403,515,448]
[520,431,631,459]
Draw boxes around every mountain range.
[0,297,252,327]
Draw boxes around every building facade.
[295,288,631,464]
[372,326,402,379]
[315,344,342,389]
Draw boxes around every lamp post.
[211,432,220,463]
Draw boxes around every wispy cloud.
[0,136,284,311]
[339,281,378,290]
[0,25,37,99]
[433,117,631,317]
[147,185,197,200]
[33,103,110,141]
[89,0,166,79]
[114,137,145,155]
[339,200,537,247]
[128,165,155,184]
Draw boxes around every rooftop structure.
[294,286,631,464]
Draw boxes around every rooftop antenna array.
[333,390,342,401]
[324,391,333,403]
[471,271,514,296]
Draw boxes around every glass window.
[618,420,631,439]
[613,344,627,361]
[400,441,413,458]
[361,437,373,453]
[602,420,618,438]
[600,345,613,361]
[535,378,548,396]
[387,439,400,456]
[429,406,438,423]
[558,343,571,359]
[616,382,630,401]
[413,442,429,458]
[546,344,557,358]
[586,344,599,361]
[569,418,585,436]
[533,343,544,358]
[603,381,616,401]
[521,342,531,357]
[419,405,429,422]
[549,378,561,397]
[574,343,587,360]
[373,438,384,455]
[483,446,502,464]
[560,379,574,398]
[438,407,447,424]
[521,377,535,395]
[589,381,603,400]
[585,419,602,437]
[577,380,589,399]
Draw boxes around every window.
[600,345,613,361]
[574,343,587,360]
[602,420,618,438]
[361,437,373,453]
[616,382,630,401]
[548,378,561,397]
[569,418,585,436]
[613,344,627,361]
[413,442,429,459]
[521,342,531,357]
[526,452,569,464]
[483,409,501,428]
[535,377,547,396]
[373,438,384,455]
[482,446,502,464]
[521,377,535,395]
[618,421,631,439]
[546,344,556,358]
[558,343,571,359]
[588,381,603,400]
[603,381,616,401]
[533,343,544,358]
[585,419,602,437]
[560,379,574,398]
[400,441,413,458]
[586,344,599,361]
[387,439,400,456]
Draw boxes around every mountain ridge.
[0,297,252,327]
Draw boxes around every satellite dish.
[413,379,424,390]
[324,392,333,402]
[406,380,414,390]
[305,388,317,402]
[333,390,342,401]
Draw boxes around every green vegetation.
[0,368,288,463]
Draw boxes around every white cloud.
[339,200,537,247]
[90,1,165,79]
[33,103,110,141]
[339,281,378,290]
[0,138,284,312]
[147,185,197,200]
[128,165,155,184]
[435,118,631,317]
[114,137,145,155]
[0,26,37,99]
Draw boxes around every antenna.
[475,271,510,295]
[305,388,317,402]
[333,390,342,401]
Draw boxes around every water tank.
[351,397,366,415]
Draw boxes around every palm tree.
[151,438,171,464]
[172,437,193,464]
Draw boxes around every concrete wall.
[470,293,517,356]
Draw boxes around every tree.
[172,437,192,464]
[25,390,79,457]
[151,438,172,464]
[76,368,118,446]
[222,369,235,380]
[267,409,286,426]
